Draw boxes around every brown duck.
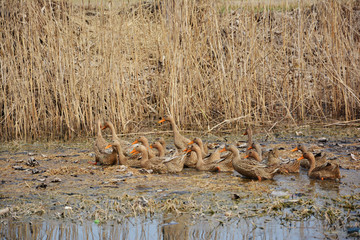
[93,119,108,153]
[155,137,166,149]
[186,144,220,172]
[91,119,111,165]
[263,148,299,173]
[131,145,186,174]
[267,148,280,166]
[291,144,327,169]
[211,148,234,172]
[188,137,209,157]
[132,136,156,159]
[102,121,131,147]
[92,141,118,166]
[247,142,262,161]
[105,141,128,165]
[158,115,191,151]
[298,152,340,180]
[221,145,278,181]
[244,127,253,148]
[155,137,175,156]
[150,141,165,157]
[278,159,300,173]
[183,150,198,168]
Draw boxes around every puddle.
[0,126,359,239]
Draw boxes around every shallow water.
[0,215,335,240]
[0,126,360,239]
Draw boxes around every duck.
[150,141,165,157]
[132,136,156,159]
[244,127,253,148]
[105,141,127,165]
[93,119,108,153]
[247,142,262,161]
[101,121,131,147]
[277,158,300,173]
[91,119,112,165]
[155,137,166,149]
[206,142,219,149]
[91,141,118,166]
[154,137,174,156]
[291,144,327,169]
[131,145,186,174]
[298,152,340,180]
[158,115,191,151]
[188,137,209,157]
[220,145,278,181]
[211,149,234,172]
[186,144,220,172]
[183,150,198,168]
[263,148,299,173]
[267,148,280,166]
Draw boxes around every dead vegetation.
[1,0,360,140]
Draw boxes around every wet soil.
[0,126,359,239]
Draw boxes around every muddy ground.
[0,126,359,239]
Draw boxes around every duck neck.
[252,152,261,162]
[97,120,102,137]
[156,145,165,157]
[116,145,126,160]
[203,143,209,155]
[247,132,253,147]
[108,123,117,141]
[230,147,241,165]
[308,155,316,175]
[140,149,149,167]
[230,146,240,158]
[193,147,203,168]
[114,145,127,165]
[254,145,262,160]
[141,138,150,149]
[169,118,181,139]
[196,140,206,155]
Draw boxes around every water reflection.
[161,214,189,240]
[0,214,347,240]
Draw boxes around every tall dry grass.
[0,0,359,140]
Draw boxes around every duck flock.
[92,115,341,181]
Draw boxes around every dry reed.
[1,0,359,140]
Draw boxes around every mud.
[0,126,359,239]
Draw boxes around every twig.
[324,119,360,127]
[0,207,10,216]
[207,115,250,132]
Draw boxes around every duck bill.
[219,148,226,153]
[291,147,298,152]
[132,140,139,145]
[297,156,304,161]
[247,146,253,150]
[244,155,249,159]
[188,140,194,145]
[158,118,166,124]
[130,149,138,155]
[105,144,112,149]
[183,149,191,153]
[101,125,107,130]
[150,145,153,149]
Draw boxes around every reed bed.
[1,0,359,140]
